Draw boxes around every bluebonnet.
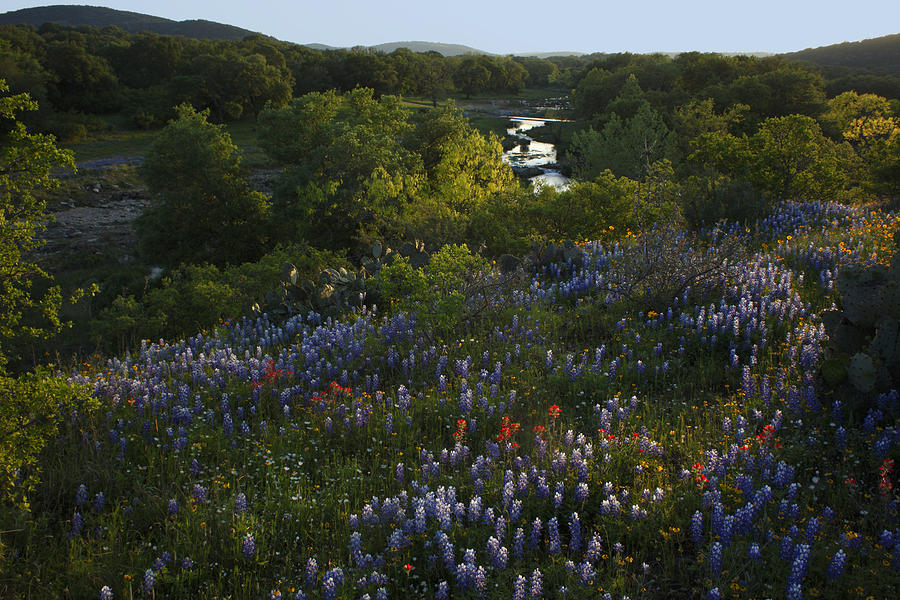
[577,560,596,584]
[529,569,543,598]
[529,518,542,550]
[569,512,582,552]
[585,533,603,562]
[434,581,449,600]
[512,527,524,560]
[242,532,256,558]
[192,484,207,504]
[709,542,722,578]
[827,549,847,580]
[780,536,794,561]
[68,511,84,537]
[748,543,761,560]
[76,484,89,506]
[547,517,561,554]
[786,582,803,600]
[691,511,703,543]
[99,585,113,600]
[788,543,810,586]
[235,492,248,514]
[574,482,589,504]
[141,569,156,595]
[305,557,318,586]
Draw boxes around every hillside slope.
[0,4,259,41]
[784,32,900,73]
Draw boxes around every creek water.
[503,117,571,190]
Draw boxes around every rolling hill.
[0,4,259,41]
[783,32,900,74]
[370,41,490,56]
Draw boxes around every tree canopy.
[137,104,269,267]
[0,79,74,370]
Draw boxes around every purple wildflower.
[513,575,527,600]
[529,569,543,598]
[827,549,846,580]
[242,532,256,558]
[709,542,722,578]
[235,492,248,514]
[76,484,88,506]
[141,569,156,596]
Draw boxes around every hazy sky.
[6,0,900,54]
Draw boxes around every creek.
[502,117,572,190]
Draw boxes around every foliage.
[569,102,674,181]
[568,75,677,181]
[0,79,74,370]
[260,92,517,252]
[527,163,679,240]
[91,244,349,351]
[136,104,270,267]
[819,90,894,141]
[690,114,851,202]
[378,243,491,338]
[0,369,94,510]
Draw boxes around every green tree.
[569,101,674,180]
[513,56,560,88]
[260,89,422,249]
[819,91,894,141]
[454,56,492,98]
[0,80,74,370]
[402,104,518,248]
[691,114,850,201]
[0,81,92,510]
[867,128,900,198]
[136,104,269,267]
[173,51,293,122]
[42,40,120,113]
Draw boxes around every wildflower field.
[2,200,899,600]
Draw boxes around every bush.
[91,244,349,351]
[377,244,491,338]
[0,369,94,510]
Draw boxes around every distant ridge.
[783,33,900,74]
[369,41,490,56]
[0,5,260,41]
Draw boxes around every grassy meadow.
[1,200,898,599]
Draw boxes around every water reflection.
[503,117,571,190]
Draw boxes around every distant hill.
[783,33,900,74]
[0,5,259,41]
[370,41,490,56]
[515,51,585,58]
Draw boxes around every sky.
[4,0,900,55]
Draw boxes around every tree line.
[4,22,900,141]
[0,23,566,137]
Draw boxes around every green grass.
[61,117,271,168]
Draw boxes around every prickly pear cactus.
[837,260,900,329]
[847,352,877,393]
[871,318,900,368]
